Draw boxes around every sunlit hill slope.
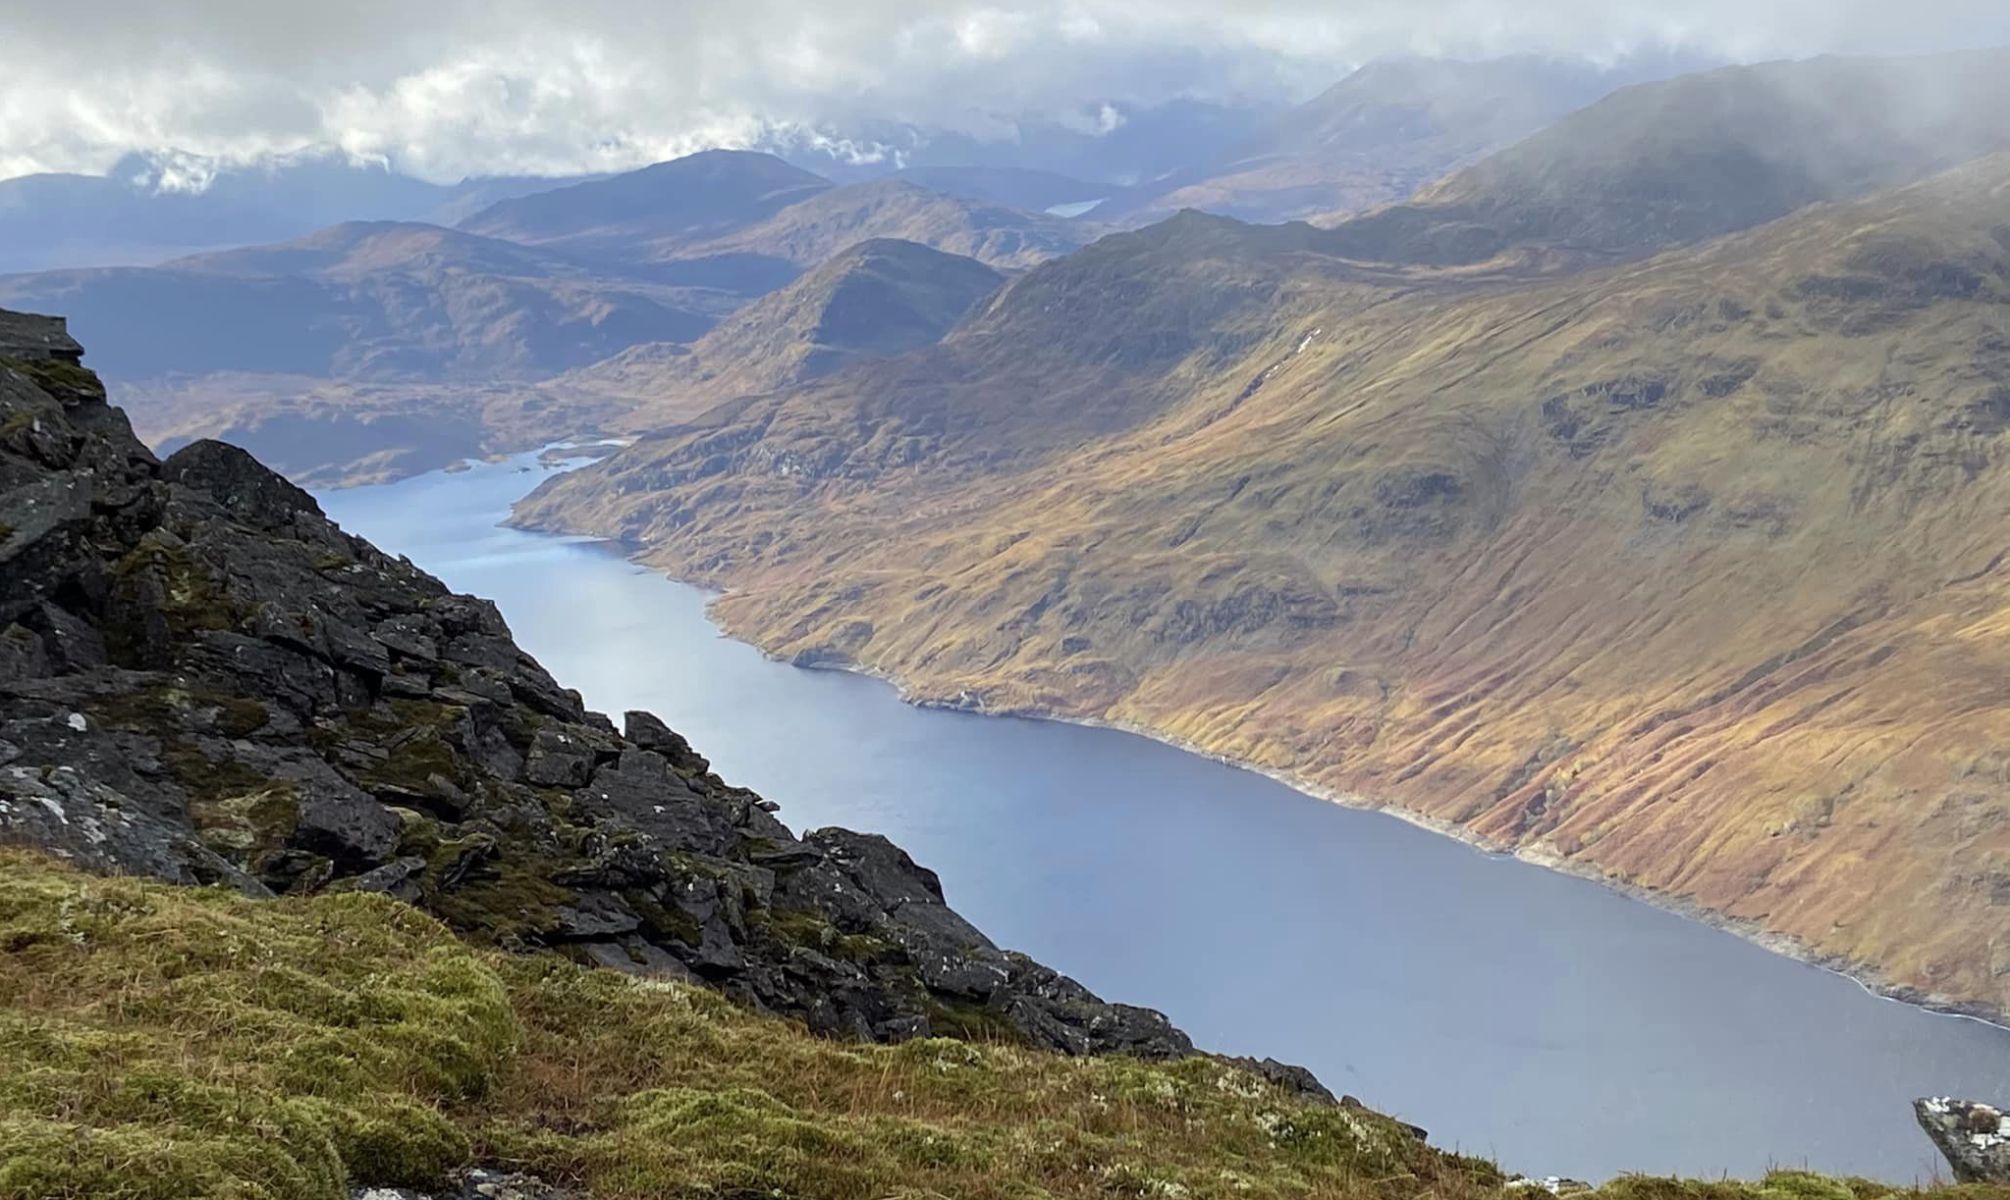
[519,151,2010,1017]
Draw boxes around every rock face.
[1915,1098,2010,1183]
[0,309,83,362]
[0,312,1195,1061]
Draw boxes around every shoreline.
[757,620,2010,1035]
[485,454,2010,1034]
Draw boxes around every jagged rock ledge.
[0,311,1331,1086]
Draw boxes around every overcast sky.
[2,0,2008,184]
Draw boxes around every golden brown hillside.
[518,155,2010,1018]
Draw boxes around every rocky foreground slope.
[0,308,1200,1059]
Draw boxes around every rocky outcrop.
[0,309,82,362]
[0,312,1198,1062]
[1914,1098,2010,1183]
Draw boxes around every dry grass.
[5,850,1997,1200]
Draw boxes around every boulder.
[1916,1097,2010,1182]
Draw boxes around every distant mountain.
[1100,56,1684,225]
[0,221,723,382]
[0,149,588,272]
[13,152,1088,484]
[458,150,834,258]
[513,113,2010,1034]
[461,152,1095,276]
[670,178,1095,272]
[555,238,1003,424]
[1325,48,2010,265]
[890,166,1116,214]
[765,98,1281,188]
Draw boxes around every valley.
[9,30,2010,1197]
[327,449,2010,1182]
[512,53,2010,1022]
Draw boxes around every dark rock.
[0,310,84,362]
[624,708,710,774]
[161,439,324,532]
[1916,1097,2010,1182]
[1239,1058,1338,1105]
[552,892,644,939]
[337,856,429,902]
[293,786,402,870]
[0,311,1320,1086]
[525,727,594,787]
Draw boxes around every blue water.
[321,452,2010,1184]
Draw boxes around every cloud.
[1,0,2006,183]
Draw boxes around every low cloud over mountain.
[5,0,2010,186]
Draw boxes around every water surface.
[322,453,2010,1183]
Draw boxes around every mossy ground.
[1,850,2003,1200]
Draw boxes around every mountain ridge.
[514,150,2010,1021]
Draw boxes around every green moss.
[0,852,514,1198]
[752,905,893,965]
[330,699,471,800]
[3,851,2004,1200]
[422,850,576,948]
[108,540,239,642]
[628,893,704,947]
[91,687,269,742]
[186,785,301,860]
[0,356,105,402]
[922,998,1029,1047]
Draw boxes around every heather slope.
[517,155,2010,1018]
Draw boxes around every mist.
[3,0,2010,185]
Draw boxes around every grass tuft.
[3,850,2006,1200]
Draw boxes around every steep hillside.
[1103,56,1649,226]
[1325,49,2010,265]
[551,238,1003,423]
[518,155,2010,1020]
[0,221,724,382]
